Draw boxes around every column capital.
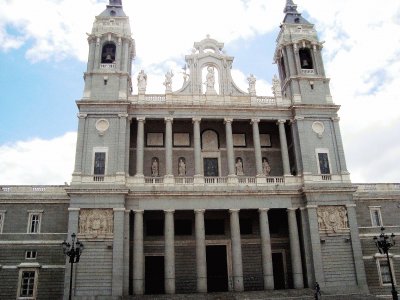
[258,208,270,213]
[164,209,175,214]
[192,117,202,123]
[194,209,205,214]
[229,209,240,214]
[133,209,144,214]
[113,208,126,212]
[293,43,298,52]
[164,117,174,123]
[137,117,146,123]
[250,118,260,125]
[118,113,129,118]
[346,204,357,208]
[77,113,87,119]
[277,119,286,125]
[287,207,298,212]
[224,118,233,124]
[331,117,340,122]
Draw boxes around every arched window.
[101,43,116,64]
[299,48,313,69]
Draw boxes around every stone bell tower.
[274,0,332,105]
[82,0,135,100]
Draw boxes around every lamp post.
[62,233,84,300]
[374,227,398,300]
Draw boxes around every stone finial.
[272,75,282,97]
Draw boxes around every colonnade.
[131,208,304,295]
[133,117,291,178]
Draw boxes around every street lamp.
[62,233,84,300]
[374,227,398,300]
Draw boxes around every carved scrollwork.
[317,206,349,233]
[79,209,113,237]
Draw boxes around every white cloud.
[0,132,76,185]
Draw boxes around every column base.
[227,174,238,185]
[193,175,205,185]
[115,172,126,184]
[71,172,82,184]
[132,174,145,184]
[164,175,175,185]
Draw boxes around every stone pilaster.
[72,113,87,182]
[277,119,291,175]
[193,118,203,183]
[259,208,274,290]
[164,210,175,294]
[194,209,207,292]
[112,208,125,296]
[135,117,145,180]
[229,209,244,291]
[224,118,236,181]
[251,118,263,176]
[287,208,304,288]
[164,117,174,183]
[133,210,144,295]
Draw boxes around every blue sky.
[0,0,399,184]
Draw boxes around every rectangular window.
[318,152,330,174]
[18,270,37,299]
[205,219,225,235]
[377,259,396,286]
[145,219,164,236]
[370,207,383,227]
[239,218,253,235]
[175,219,192,236]
[25,250,37,260]
[94,152,106,175]
[27,212,42,234]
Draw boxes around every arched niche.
[201,130,219,150]
[201,65,220,95]
[101,42,116,64]
[299,48,313,69]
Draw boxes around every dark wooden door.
[206,245,228,292]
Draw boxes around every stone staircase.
[122,289,380,300]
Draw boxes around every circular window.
[95,119,110,135]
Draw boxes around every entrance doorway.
[206,245,228,292]
[145,256,164,294]
[204,158,219,176]
[272,252,286,289]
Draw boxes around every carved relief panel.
[79,209,114,238]
[317,206,349,233]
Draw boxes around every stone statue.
[151,158,159,177]
[137,70,147,93]
[272,74,282,97]
[247,74,256,95]
[178,158,186,176]
[163,71,174,92]
[205,66,216,94]
[235,158,244,175]
[262,157,271,176]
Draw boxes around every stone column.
[87,39,96,72]
[277,120,291,175]
[135,117,145,178]
[312,44,320,75]
[251,118,263,176]
[72,113,87,182]
[259,208,274,290]
[122,38,129,72]
[112,208,125,296]
[133,210,144,295]
[116,37,122,70]
[94,37,101,69]
[117,114,128,183]
[193,118,202,178]
[229,209,244,291]
[224,118,236,178]
[164,117,174,182]
[195,209,207,292]
[123,210,130,296]
[164,210,175,294]
[346,204,368,291]
[287,208,304,289]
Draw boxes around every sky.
[0,0,399,185]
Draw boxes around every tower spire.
[282,0,310,25]
[284,0,298,14]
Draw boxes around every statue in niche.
[163,70,174,92]
[205,66,216,94]
[262,157,271,176]
[235,157,244,175]
[247,74,256,95]
[178,158,186,176]
[151,158,159,177]
[137,70,147,93]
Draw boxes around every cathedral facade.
[0,1,399,299]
